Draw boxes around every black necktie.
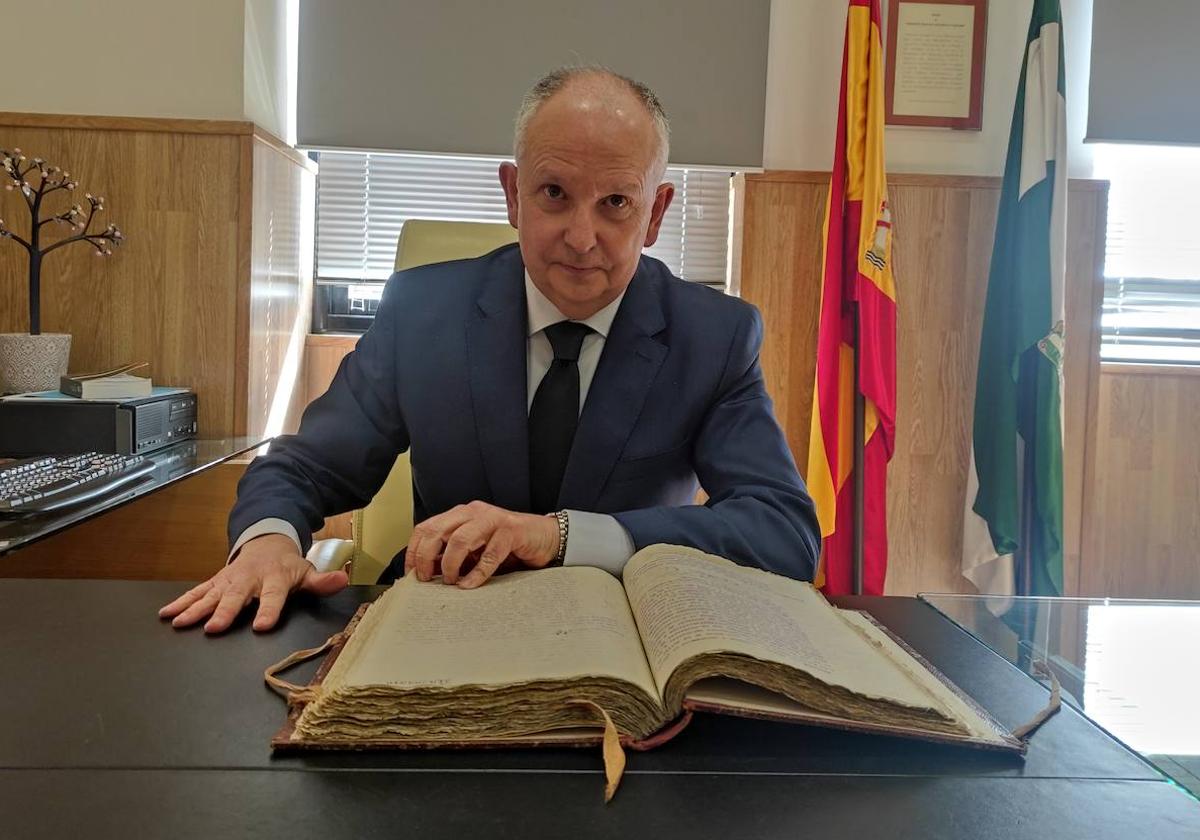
[529,321,593,513]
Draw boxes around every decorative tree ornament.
[0,148,123,334]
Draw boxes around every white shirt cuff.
[561,511,636,577]
[228,518,303,564]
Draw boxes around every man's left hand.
[405,501,560,589]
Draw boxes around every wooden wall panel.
[1081,366,1200,599]
[245,132,317,439]
[884,182,997,596]
[1060,189,1107,598]
[735,172,1107,596]
[304,332,358,407]
[0,113,315,441]
[0,114,243,436]
[305,333,359,542]
[0,462,245,581]
[730,175,825,468]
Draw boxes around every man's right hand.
[158,534,349,634]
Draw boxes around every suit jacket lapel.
[467,249,531,512]
[557,264,668,512]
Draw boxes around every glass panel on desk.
[920,593,1200,793]
[0,437,266,555]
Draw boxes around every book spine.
[59,376,84,398]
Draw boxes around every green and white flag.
[963,0,1067,599]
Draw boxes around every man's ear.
[642,182,676,247]
[499,162,520,228]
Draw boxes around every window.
[312,150,732,332]
[1094,144,1200,365]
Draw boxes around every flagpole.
[852,303,865,595]
[1015,486,1036,671]
[1016,392,1037,669]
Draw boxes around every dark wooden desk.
[1,580,1197,839]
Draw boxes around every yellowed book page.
[437,727,606,745]
[622,546,938,712]
[686,676,959,732]
[323,566,660,703]
[834,610,1008,743]
[687,675,1006,746]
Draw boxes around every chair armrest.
[306,538,355,573]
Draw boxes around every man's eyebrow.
[526,164,642,195]
[608,182,641,195]
[590,176,643,196]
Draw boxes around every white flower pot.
[0,333,72,394]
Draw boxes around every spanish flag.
[806,0,896,596]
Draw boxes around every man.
[161,67,820,635]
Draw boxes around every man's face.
[499,85,675,320]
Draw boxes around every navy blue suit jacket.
[229,244,820,579]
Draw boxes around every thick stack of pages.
[59,362,152,399]
[284,546,1020,752]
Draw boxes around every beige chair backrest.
[394,219,520,271]
[349,220,519,584]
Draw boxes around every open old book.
[271,545,1026,756]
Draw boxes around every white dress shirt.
[231,272,637,576]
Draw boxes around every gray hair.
[513,66,671,174]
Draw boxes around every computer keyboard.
[0,453,157,513]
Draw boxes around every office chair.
[306,220,519,583]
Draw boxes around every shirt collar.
[524,270,625,339]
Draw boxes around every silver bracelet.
[551,509,569,565]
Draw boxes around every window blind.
[1094,144,1200,365]
[315,150,731,291]
[1087,0,1200,146]
[298,0,770,168]
[651,169,732,292]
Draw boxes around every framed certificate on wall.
[885,0,987,130]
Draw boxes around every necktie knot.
[544,321,592,363]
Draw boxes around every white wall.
[764,0,1096,178]
[0,0,293,141]
[244,0,290,140]
[0,0,245,122]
